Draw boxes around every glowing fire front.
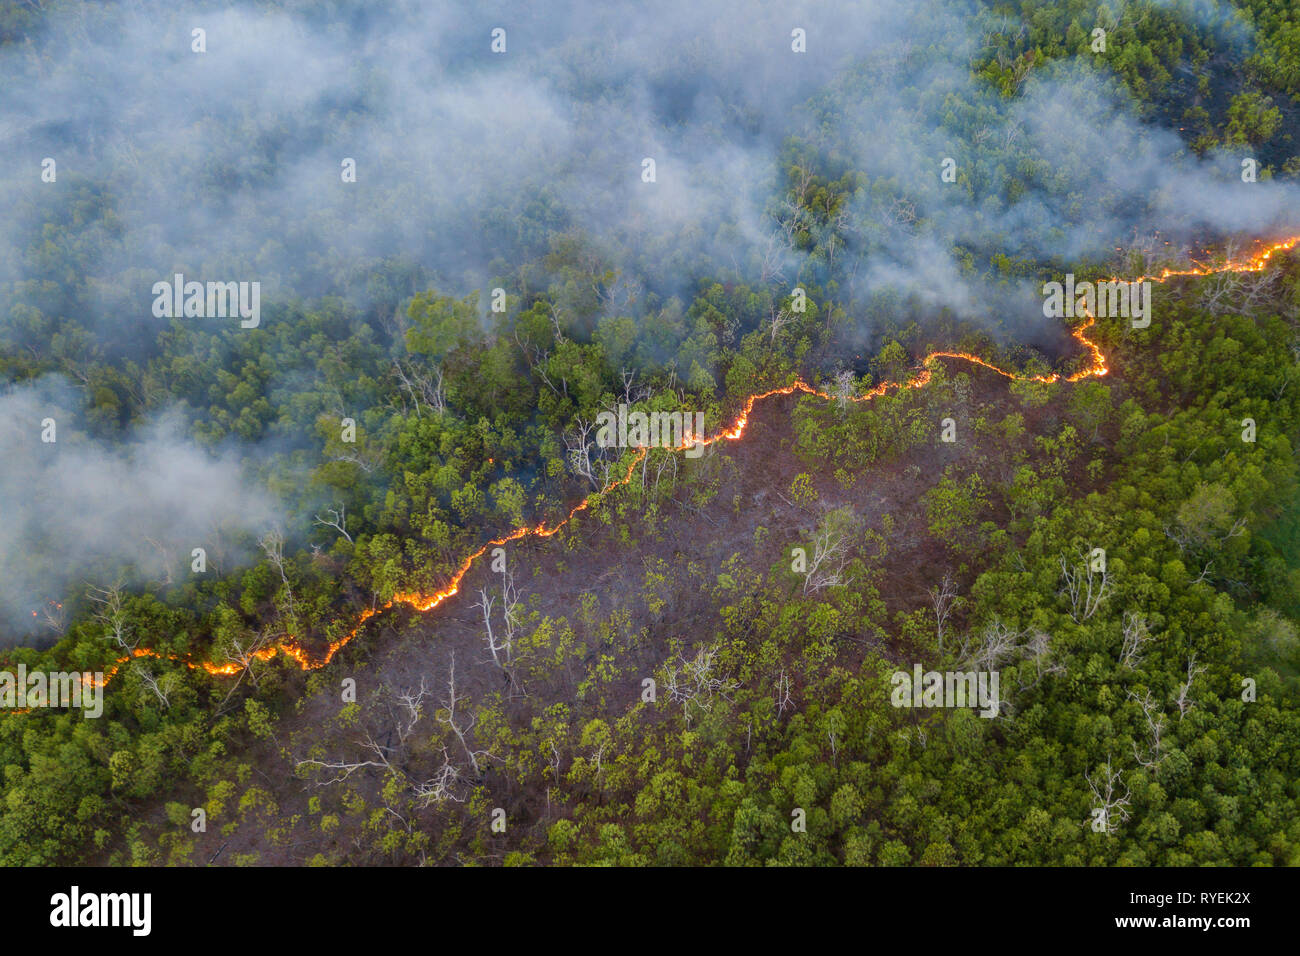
[48,237,1300,691]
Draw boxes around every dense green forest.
[1,0,1298,866]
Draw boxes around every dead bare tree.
[1059,549,1110,623]
[87,583,134,653]
[328,452,378,474]
[296,736,394,786]
[619,367,650,405]
[412,749,466,806]
[1085,757,1131,835]
[1117,230,1163,276]
[1198,266,1280,316]
[774,668,795,719]
[1172,654,1207,720]
[438,653,486,775]
[1011,52,1035,93]
[789,164,815,209]
[766,305,794,347]
[876,196,918,235]
[394,677,429,745]
[564,417,601,489]
[216,628,275,709]
[296,678,474,806]
[259,529,297,624]
[1119,611,1150,669]
[514,326,560,397]
[1129,690,1166,769]
[759,230,789,284]
[663,645,739,725]
[1017,628,1066,694]
[314,506,354,544]
[832,369,855,414]
[392,359,446,417]
[803,508,860,595]
[500,573,522,669]
[928,572,962,656]
[473,571,524,695]
[38,599,67,632]
[946,619,1066,716]
[138,668,172,709]
[650,447,680,495]
[956,618,1023,671]
[547,740,563,786]
[1165,514,1246,556]
[143,536,175,588]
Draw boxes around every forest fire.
[1120,235,1300,285]
[27,237,1300,695]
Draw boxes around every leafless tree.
[1120,611,1149,669]
[38,599,67,633]
[619,367,650,405]
[138,668,171,709]
[217,628,275,707]
[789,164,815,209]
[664,645,739,725]
[1165,515,1246,556]
[413,749,466,806]
[957,618,1022,671]
[392,359,446,417]
[1017,628,1066,693]
[1085,757,1131,835]
[547,740,563,786]
[514,327,561,397]
[87,583,134,653]
[876,196,918,235]
[650,447,680,495]
[1198,266,1280,316]
[803,508,860,595]
[143,536,175,588]
[296,677,477,806]
[928,572,962,656]
[774,668,795,719]
[314,506,354,544]
[393,677,429,745]
[587,737,608,781]
[766,305,795,347]
[259,529,297,623]
[1172,654,1207,720]
[1123,230,1162,263]
[564,417,601,488]
[438,653,486,775]
[1129,690,1166,769]
[328,452,378,474]
[759,230,789,284]
[296,735,394,786]
[473,571,524,695]
[832,369,855,414]
[1010,51,1035,93]
[1059,549,1110,623]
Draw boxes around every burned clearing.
[173,355,1116,865]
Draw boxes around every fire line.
[23,236,1300,696]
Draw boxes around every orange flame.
[1118,236,1300,285]
[13,235,1297,698]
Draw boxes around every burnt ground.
[134,361,1109,865]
